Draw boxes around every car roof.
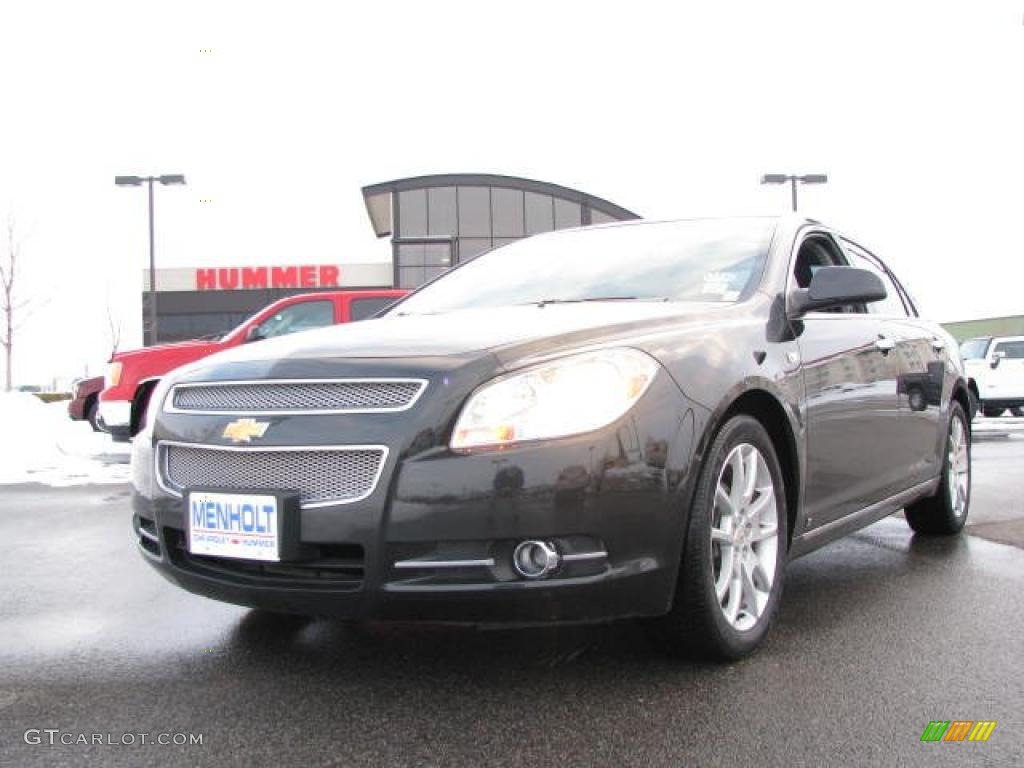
[567,213,802,232]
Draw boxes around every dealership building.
[143,173,639,345]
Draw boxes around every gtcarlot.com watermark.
[24,729,203,747]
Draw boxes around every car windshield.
[389,218,777,316]
[221,310,267,343]
[959,338,991,359]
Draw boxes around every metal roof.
[361,173,640,238]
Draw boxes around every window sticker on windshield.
[702,271,738,298]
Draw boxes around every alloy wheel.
[947,416,970,518]
[710,443,779,631]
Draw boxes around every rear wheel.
[905,402,970,535]
[1011,407,1024,418]
[982,405,1004,418]
[661,415,787,661]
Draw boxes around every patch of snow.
[972,415,1024,433]
[0,392,131,486]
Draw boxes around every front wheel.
[905,402,970,535]
[86,399,102,432]
[660,415,787,661]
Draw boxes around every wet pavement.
[1,439,1022,767]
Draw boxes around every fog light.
[513,540,560,579]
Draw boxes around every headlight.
[105,361,123,388]
[450,348,659,451]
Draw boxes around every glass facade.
[364,175,639,290]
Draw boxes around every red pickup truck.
[99,289,406,441]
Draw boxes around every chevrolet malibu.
[131,217,972,659]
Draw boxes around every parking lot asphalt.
[1,438,1022,767]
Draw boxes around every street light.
[760,173,828,212]
[114,174,187,345]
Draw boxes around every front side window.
[842,242,908,317]
[255,300,334,339]
[993,340,1024,359]
[793,233,847,289]
[390,219,776,315]
[792,232,862,314]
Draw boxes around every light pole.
[114,174,186,345]
[760,173,828,212]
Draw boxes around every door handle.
[875,337,896,353]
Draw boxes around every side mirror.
[245,326,264,343]
[991,350,1005,369]
[789,266,887,315]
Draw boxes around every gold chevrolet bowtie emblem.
[222,418,270,444]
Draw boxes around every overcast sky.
[1,0,1022,386]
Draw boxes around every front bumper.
[67,397,86,421]
[99,400,131,441]
[99,399,130,427]
[130,372,702,625]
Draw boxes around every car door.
[842,240,945,489]
[790,229,902,531]
[986,338,1024,401]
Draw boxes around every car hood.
[194,301,732,370]
[113,338,217,362]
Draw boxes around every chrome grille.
[159,443,387,506]
[169,379,426,414]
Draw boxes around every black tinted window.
[350,297,396,321]
[994,340,1024,359]
[391,219,776,315]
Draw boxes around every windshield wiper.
[530,296,669,307]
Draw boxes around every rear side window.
[994,340,1024,359]
[349,297,396,321]
[842,242,909,317]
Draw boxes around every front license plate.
[187,490,280,562]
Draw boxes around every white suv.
[961,336,1024,418]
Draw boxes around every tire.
[968,389,979,421]
[1011,407,1024,418]
[905,401,970,536]
[982,405,1004,418]
[660,415,787,661]
[85,398,101,432]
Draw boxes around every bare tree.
[0,217,27,391]
[105,294,122,360]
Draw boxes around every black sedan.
[131,216,971,659]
